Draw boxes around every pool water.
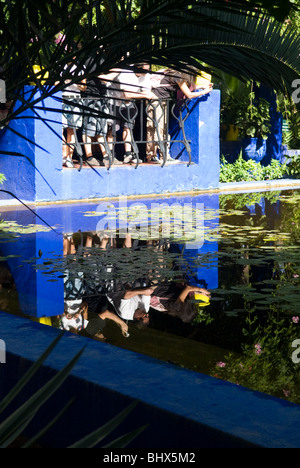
[0,188,300,405]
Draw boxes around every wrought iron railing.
[62,96,193,170]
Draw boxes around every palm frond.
[0,0,299,128]
[135,7,300,95]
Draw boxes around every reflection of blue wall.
[0,206,63,317]
[0,193,219,317]
[0,87,220,203]
[171,194,219,290]
[0,228,63,318]
[185,240,219,291]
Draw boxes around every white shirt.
[105,77,122,105]
[110,294,151,321]
[62,64,83,97]
[60,314,88,331]
[117,70,151,97]
[137,73,152,91]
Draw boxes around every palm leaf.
[0,333,147,448]
[143,8,300,95]
[0,344,85,447]
[21,397,76,448]
[102,425,148,449]
[68,401,146,448]
[0,333,64,416]
[1,1,300,130]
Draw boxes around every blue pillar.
[254,85,283,165]
[170,91,221,178]
[0,86,63,203]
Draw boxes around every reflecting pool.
[0,189,300,405]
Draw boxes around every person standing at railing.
[61,62,84,168]
[0,73,8,130]
[146,69,213,164]
[116,65,156,164]
[80,54,123,167]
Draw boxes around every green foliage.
[284,153,300,178]
[213,311,300,403]
[220,153,287,183]
[0,333,146,448]
[193,308,214,325]
[283,113,300,149]
[263,158,288,180]
[235,94,271,139]
[277,93,300,149]
[218,74,251,134]
[220,154,263,183]
[208,188,300,404]
[218,76,271,141]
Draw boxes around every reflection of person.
[60,299,88,332]
[88,295,129,338]
[83,309,129,341]
[97,230,132,250]
[107,287,154,325]
[60,297,129,340]
[150,283,211,323]
[176,284,210,303]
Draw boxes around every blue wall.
[1,312,300,448]
[0,87,220,203]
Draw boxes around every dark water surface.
[0,188,300,404]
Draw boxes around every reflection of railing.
[62,231,193,301]
[62,96,192,170]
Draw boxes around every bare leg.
[85,234,93,248]
[100,234,110,249]
[63,127,76,166]
[123,126,132,154]
[123,126,135,164]
[123,233,132,248]
[63,236,76,255]
[99,129,122,165]
[82,133,93,159]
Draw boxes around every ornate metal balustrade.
[62,96,192,170]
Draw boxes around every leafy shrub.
[235,95,271,139]
[220,153,287,183]
[284,154,300,178]
[263,159,288,180]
